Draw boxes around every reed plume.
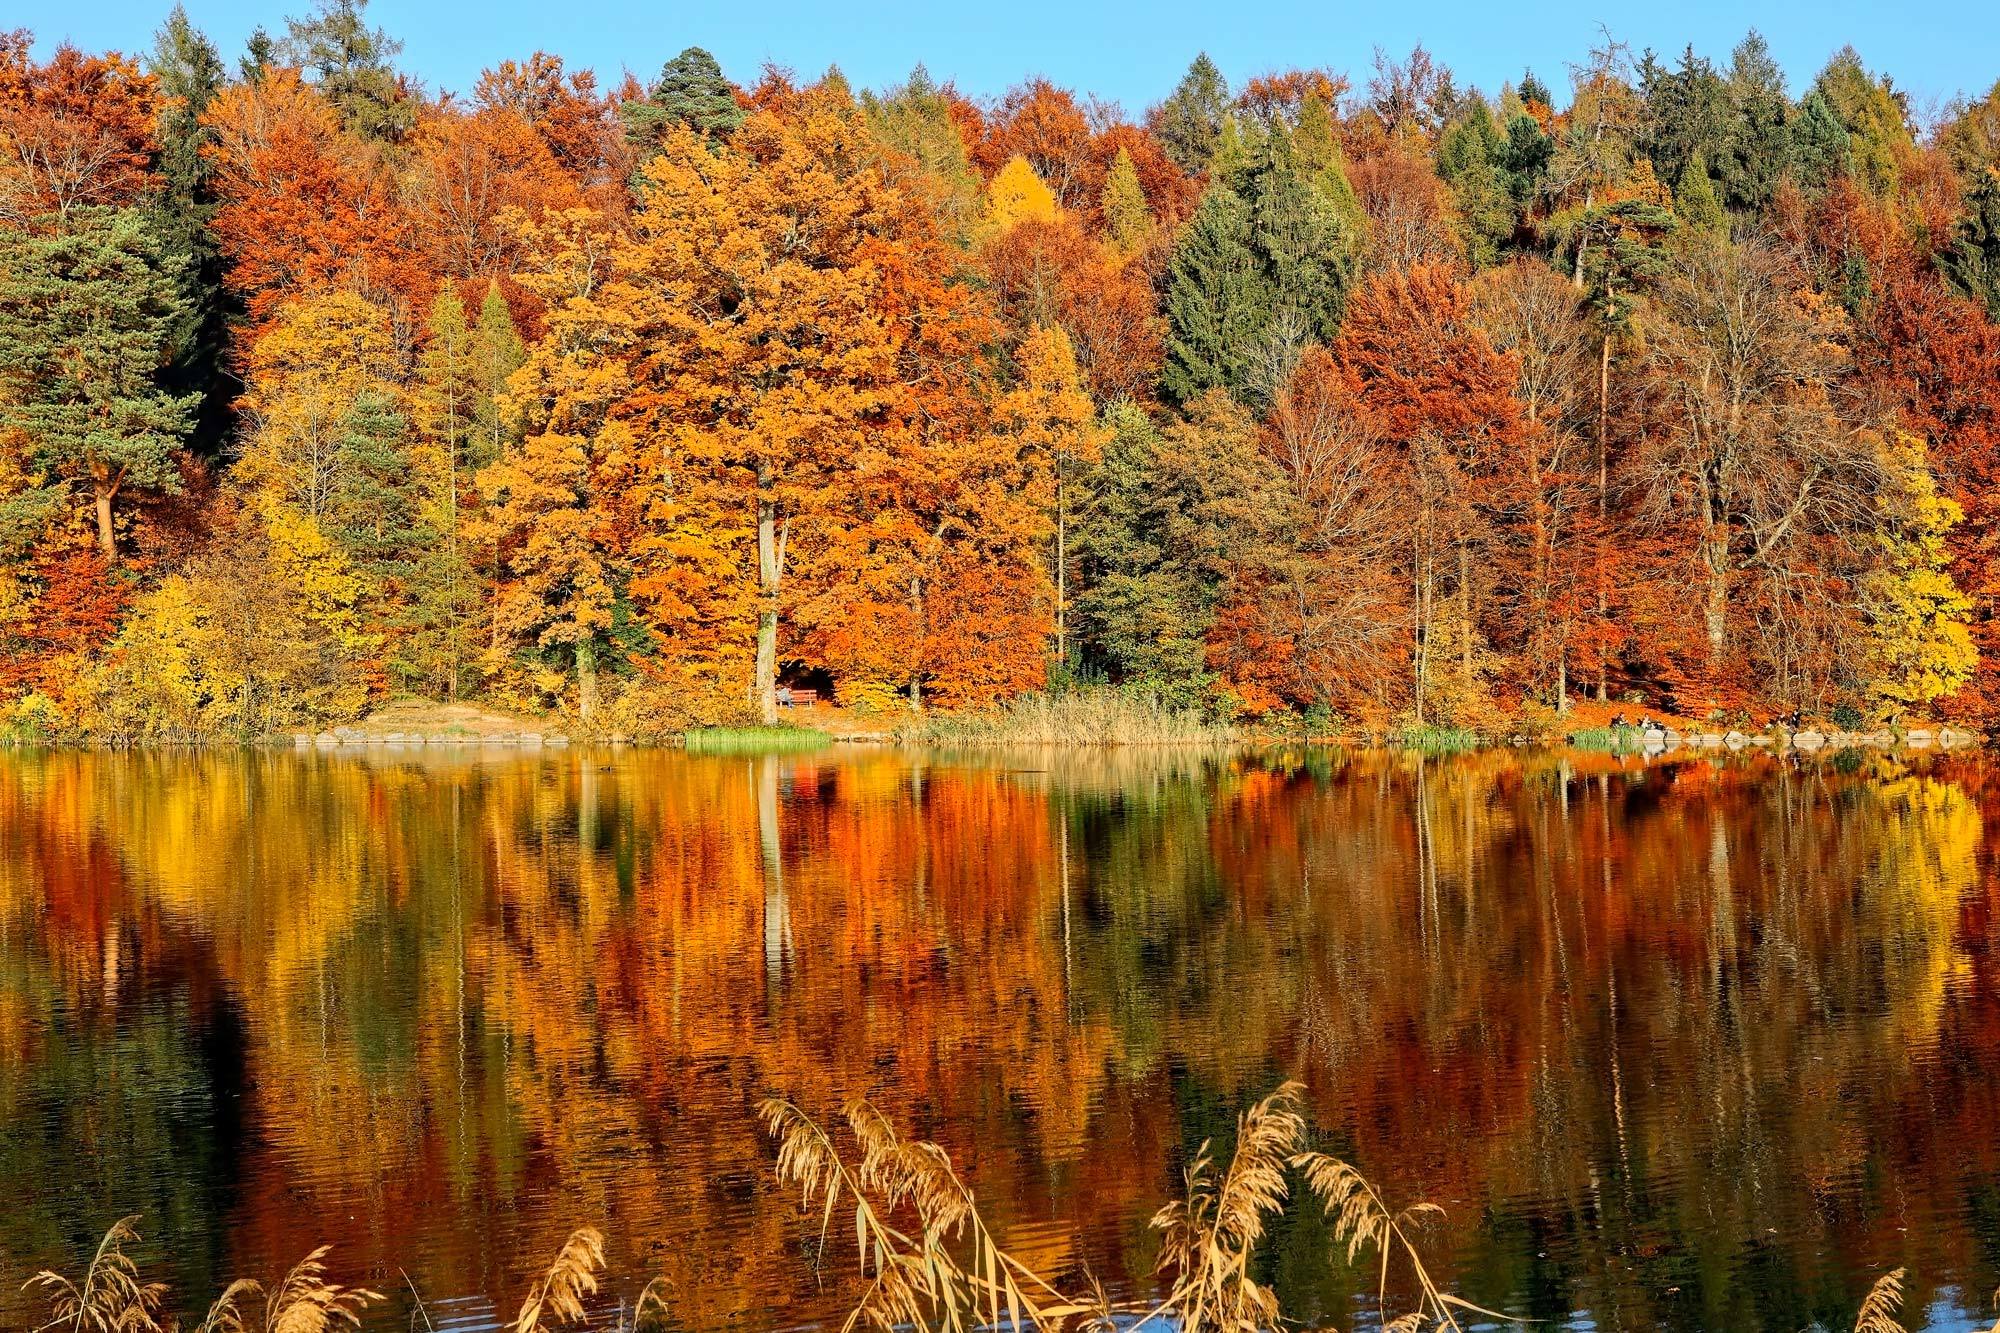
[1852,1268,1907,1333]
[1291,1152,1512,1331]
[513,1229,607,1333]
[192,1248,379,1333]
[759,1096,1101,1333]
[23,1215,168,1333]
[1148,1080,1307,1333]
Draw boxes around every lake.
[2,745,1998,1330]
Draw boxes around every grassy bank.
[901,688,1234,747]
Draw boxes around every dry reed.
[902,689,1235,748]
[758,1097,1107,1333]
[1852,1268,1907,1333]
[1147,1080,1306,1333]
[192,1247,380,1333]
[24,1216,168,1333]
[512,1228,606,1333]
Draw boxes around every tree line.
[5,1,2000,737]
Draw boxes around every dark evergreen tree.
[1248,130,1360,344]
[1153,54,1230,175]
[147,6,236,456]
[1161,186,1270,404]
[1788,91,1854,190]
[1639,46,1731,193]
[1719,30,1790,211]
[1074,400,1279,706]
[1941,170,2000,321]
[1437,104,1516,267]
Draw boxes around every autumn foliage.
[5,11,2000,736]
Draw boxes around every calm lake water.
[3,745,2000,1330]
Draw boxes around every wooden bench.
[779,688,819,707]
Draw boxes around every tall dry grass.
[31,1094,1960,1333]
[193,1247,380,1333]
[24,1216,168,1333]
[903,688,1235,748]
[758,1097,1108,1333]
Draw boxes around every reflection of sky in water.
[0,746,1997,1331]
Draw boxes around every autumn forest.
[7,3,2000,740]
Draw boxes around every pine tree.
[0,209,194,559]
[623,46,743,153]
[1154,54,1230,174]
[1100,147,1152,254]
[1161,186,1270,404]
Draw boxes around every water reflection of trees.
[0,747,1995,1330]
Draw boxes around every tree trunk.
[1055,464,1068,674]
[1703,529,1730,665]
[755,459,781,724]
[93,470,121,561]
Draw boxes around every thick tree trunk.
[1704,530,1730,665]
[93,470,122,561]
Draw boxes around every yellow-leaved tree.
[237,291,403,523]
[986,154,1061,232]
[994,323,1105,671]
[1861,431,1977,719]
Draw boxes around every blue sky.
[15,1,1998,122]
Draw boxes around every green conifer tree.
[1155,54,1230,174]
[1161,186,1271,404]
[0,210,195,560]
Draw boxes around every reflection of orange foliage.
[1,748,1997,1329]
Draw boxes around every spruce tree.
[1788,91,1854,190]
[1161,186,1270,405]
[148,6,235,455]
[0,210,194,559]
[1720,30,1790,211]
[1250,132,1355,344]
[279,0,410,141]
[1155,54,1230,174]
[1437,105,1515,267]
[1941,170,2000,321]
